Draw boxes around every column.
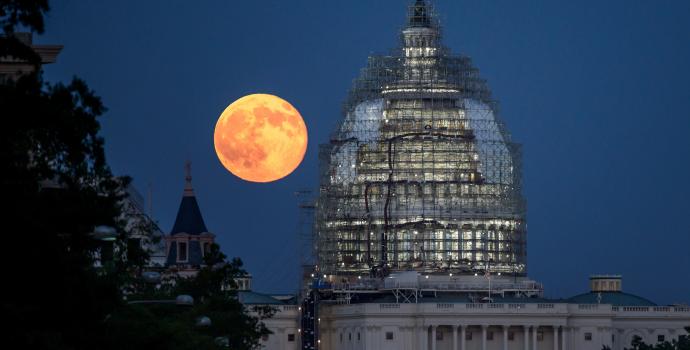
[553,326,559,350]
[418,326,428,350]
[561,327,567,350]
[460,325,466,350]
[453,325,458,350]
[532,326,538,350]
[481,325,487,350]
[503,326,509,350]
[431,325,437,350]
[523,326,529,350]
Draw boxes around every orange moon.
[214,94,307,183]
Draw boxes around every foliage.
[113,244,273,349]
[602,327,690,350]
[1,1,272,349]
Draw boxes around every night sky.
[39,1,690,303]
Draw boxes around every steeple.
[170,161,208,235]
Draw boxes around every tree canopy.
[1,1,271,349]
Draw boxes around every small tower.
[164,161,215,276]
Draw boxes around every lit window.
[585,333,592,341]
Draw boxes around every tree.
[1,1,271,349]
[105,244,273,350]
[602,327,690,350]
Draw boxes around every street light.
[91,225,117,264]
[175,294,194,306]
[195,316,212,327]
[92,225,117,241]
[142,271,161,284]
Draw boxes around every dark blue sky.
[40,0,690,303]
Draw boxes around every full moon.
[214,94,308,183]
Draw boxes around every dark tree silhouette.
[1,1,272,349]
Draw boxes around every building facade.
[259,2,690,350]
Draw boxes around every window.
[127,238,142,261]
[487,331,494,340]
[436,331,443,341]
[658,335,665,342]
[466,331,473,341]
[386,332,394,340]
[287,334,295,342]
[261,334,269,341]
[537,330,544,341]
[357,332,361,341]
[349,333,352,341]
[340,333,343,343]
[203,242,211,256]
[177,242,188,262]
[508,332,515,341]
[585,333,592,341]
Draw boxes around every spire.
[170,161,208,235]
[408,0,432,28]
[184,160,194,197]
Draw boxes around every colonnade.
[419,324,569,350]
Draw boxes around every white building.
[247,2,690,350]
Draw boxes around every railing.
[380,303,400,309]
[437,303,454,309]
[538,303,554,309]
[282,305,299,311]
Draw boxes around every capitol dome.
[315,0,526,277]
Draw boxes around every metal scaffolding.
[314,0,526,279]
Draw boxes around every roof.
[170,196,208,234]
[567,292,656,306]
[170,162,208,235]
[238,291,285,305]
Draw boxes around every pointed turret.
[170,161,208,235]
[165,161,215,271]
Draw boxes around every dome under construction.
[315,0,526,278]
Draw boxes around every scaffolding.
[314,0,527,279]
